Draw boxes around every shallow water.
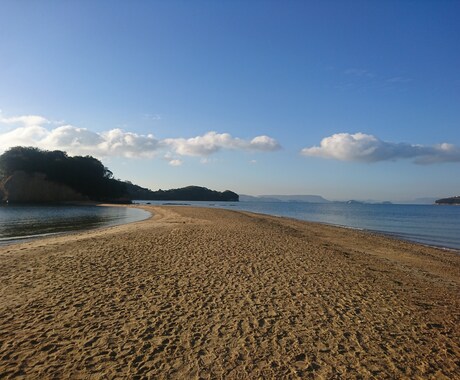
[136,200,460,250]
[0,204,151,245]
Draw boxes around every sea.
[136,201,460,251]
[0,201,459,250]
[0,204,151,245]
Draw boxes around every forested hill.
[0,146,126,202]
[126,183,238,201]
[0,147,238,203]
[435,196,460,205]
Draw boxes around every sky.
[0,0,459,201]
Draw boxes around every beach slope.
[0,206,459,378]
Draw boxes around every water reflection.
[0,204,150,243]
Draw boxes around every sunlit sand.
[1,206,459,378]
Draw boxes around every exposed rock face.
[0,171,87,203]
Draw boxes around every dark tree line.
[0,146,239,202]
[126,184,239,201]
[435,196,460,205]
[0,147,127,200]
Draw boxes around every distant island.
[0,147,238,203]
[125,183,238,202]
[435,196,460,205]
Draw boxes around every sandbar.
[0,206,459,378]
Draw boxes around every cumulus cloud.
[0,117,160,158]
[0,113,280,163]
[163,131,280,157]
[163,153,183,167]
[0,124,49,147]
[0,114,49,128]
[249,135,280,151]
[301,133,460,164]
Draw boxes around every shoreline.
[0,203,152,247]
[1,206,459,378]
[1,202,459,252]
[137,201,460,251]
[217,207,460,253]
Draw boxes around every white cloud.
[301,133,460,164]
[250,135,280,151]
[0,116,160,158]
[97,129,159,158]
[0,125,49,147]
[0,114,49,128]
[163,131,280,157]
[163,153,183,167]
[0,113,280,162]
[168,159,183,166]
[42,125,104,151]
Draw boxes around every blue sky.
[0,1,459,201]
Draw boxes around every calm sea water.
[0,205,151,245]
[136,201,460,250]
[2,202,459,250]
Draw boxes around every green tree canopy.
[0,146,127,200]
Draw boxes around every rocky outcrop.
[0,171,87,203]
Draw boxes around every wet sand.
[0,206,459,379]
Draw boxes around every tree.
[0,146,127,200]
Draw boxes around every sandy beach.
[0,205,459,379]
